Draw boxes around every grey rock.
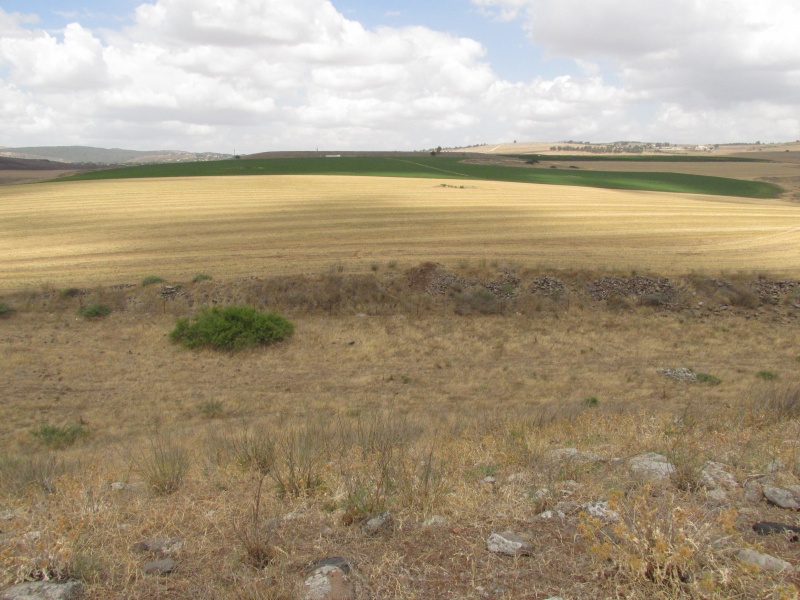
[658,368,697,382]
[310,557,353,575]
[581,501,619,522]
[737,548,794,572]
[753,521,800,540]
[144,557,177,575]
[0,511,14,521]
[132,537,184,556]
[302,565,356,600]
[706,488,729,506]
[0,582,83,600]
[361,511,392,536]
[423,515,449,528]
[110,482,145,492]
[553,501,579,515]
[743,480,764,504]
[763,485,800,510]
[487,531,533,556]
[481,476,497,486]
[547,448,601,463]
[537,510,564,520]
[629,452,675,481]
[700,462,737,490]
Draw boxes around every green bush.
[201,400,223,419]
[696,372,722,386]
[170,306,294,351]
[78,304,111,318]
[141,275,166,286]
[0,302,14,318]
[193,273,213,283]
[583,396,600,407]
[756,370,777,381]
[32,424,86,449]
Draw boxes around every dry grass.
[2,175,800,291]
[0,274,800,596]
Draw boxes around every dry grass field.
[2,175,800,292]
[3,172,800,598]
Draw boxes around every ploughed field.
[2,174,800,291]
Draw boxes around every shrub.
[0,301,14,317]
[236,476,276,568]
[170,306,294,351]
[454,287,504,315]
[201,400,223,419]
[583,396,600,407]
[751,381,800,424]
[139,436,189,495]
[695,373,721,386]
[193,273,213,283]
[755,370,777,381]
[60,287,83,298]
[141,275,166,286]
[0,453,64,495]
[77,304,111,318]
[32,424,86,449]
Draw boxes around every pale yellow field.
[2,174,800,290]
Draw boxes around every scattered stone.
[537,510,564,520]
[423,515,449,528]
[553,501,579,515]
[547,448,601,463]
[0,512,14,521]
[705,489,729,506]
[763,485,800,510]
[753,522,800,541]
[506,472,530,484]
[0,581,83,600]
[629,452,675,481]
[302,565,355,600]
[110,482,145,492]
[744,480,764,504]
[487,531,533,557]
[481,476,497,486]
[310,557,353,575]
[737,548,794,573]
[700,462,737,490]
[144,557,177,576]
[657,368,697,382]
[580,501,619,522]
[132,537,184,556]
[361,511,392,536]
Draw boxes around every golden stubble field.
[2,175,800,291]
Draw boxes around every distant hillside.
[0,146,231,165]
[0,156,87,171]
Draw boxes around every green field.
[61,155,783,198]
[502,154,769,162]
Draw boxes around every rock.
[0,581,83,600]
[302,565,356,600]
[700,462,737,490]
[737,548,794,573]
[0,512,14,521]
[110,482,145,492]
[753,521,800,541]
[310,557,354,575]
[144,557,177,575]
[580,501,619,522]
[537,510,565,520]
[506,472,529,484]
[481,476,497,486]
[629,453,675,481]
[361,511,392,536]
[553,501,579,515]
[706,489,729,506]
[487,531,533,556]
[132,537,184,556]
[743,480,764,504]
[423,515,449,528]
[763,485,800,510]
[657,368,697,382]
[546,448,601,463]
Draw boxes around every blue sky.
[1,0,799,151]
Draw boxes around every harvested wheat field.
[2,175,800,291]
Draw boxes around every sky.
[1,0,799,152]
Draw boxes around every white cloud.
[1,1,799,150]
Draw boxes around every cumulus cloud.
[0,0,798,150]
